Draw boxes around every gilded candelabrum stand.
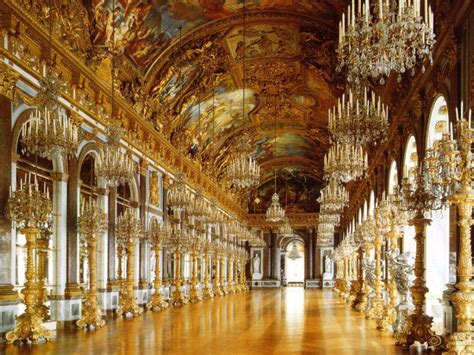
[429,113,474,353]
[189,229,204,304]
[352,226,367,311]
[394,168,445,349]
[116,210,143,317]
[202,239,215,299]
[6,180,53,344]
[36,226,51,321]
[366,217,384,321]
[214,240,225,297]
[169,224,190,308]
[76,200,107,329]
[146,220,169,312]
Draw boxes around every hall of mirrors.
[0,0,473,353]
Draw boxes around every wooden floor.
[3,288,403,354]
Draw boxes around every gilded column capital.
[51,172,69,182]
[0,62,19,100]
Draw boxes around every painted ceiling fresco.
[86,0,344,69]
[249,169,321,214]
[83,0,345,213]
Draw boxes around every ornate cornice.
[0,0,246,219]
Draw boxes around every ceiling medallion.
[336,0,435,84]
[328,86,389,146]
[324,142,367,183]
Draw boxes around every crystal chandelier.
[287,242,302,260]
[96,124,134,188]
[266,192,285,223]
[227,134,260,189]
[95,9,133,188]
[318,222,335,235]
[191,188,210,222]
[324,142,367,183]
[279,217,293,236]
[167,172,193,214]
[20,8,79,161]
[336,0,435,84]
[319,178,349,213]
[226,2,260,190]
[21,105,79,160]
[328,87,389,146]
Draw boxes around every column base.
[5,311,53,344]
[50,298,82,322]
[64,283,83,299]
[395,312,445,351]
[76,298,105,330]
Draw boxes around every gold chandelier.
[95,124,134,188]
[336,0,435,84]
[328,87,389,146]
[319,178,349,214]
[324,142,367,183]
[227,134,260,189]
[266,192,286,223]
[226,1,260,190]
[167,172,193,214]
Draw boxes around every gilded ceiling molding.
[0,1,246,220]
[0,61,19,100]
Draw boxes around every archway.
[425,96,450,332]
[285,240,305,285]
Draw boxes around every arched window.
[425,96,450,330]
[387,160,398,194]
[402,135,418,255]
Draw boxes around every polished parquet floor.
[3,288,403,355]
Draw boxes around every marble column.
[271,232,280,281]
[138,170,148,290]
[96,187,109,310]
[107,187,118,290]
[308,231,314,280]
[64,156,81,299]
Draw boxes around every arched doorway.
[284,239,305,285]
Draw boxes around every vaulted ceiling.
[84,0,348,213]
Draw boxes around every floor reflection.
[2,289,402,354]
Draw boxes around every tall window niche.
[402,135,418,256]
[424,96,450,332]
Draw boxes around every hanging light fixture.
[167,171,193,214]
[227,0,260,190]
[21,1,78,161]
[324,142,367,183]
[328,86,389,146]
[279,171,293,235]
[336,0,435,84]
[266,93,285,223]
[319,178,349,214]
[95,0,133,188]
[287,242,302,260]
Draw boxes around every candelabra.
[375,197,405,331]
[189,230,204,304]
[168,224,190,307]
[215,239,227,296]
[76,200,107,329]
[427,108,474,353]
[336,0,435,84]
[146,220,170,312]
[116,209,143,317]
[352,224,366,311]
[394,166,445,349]
[95,124,134,188]
[36,224,51,322]
[202,239,215,300]
[328,87,388,146]
[192,189,210,222]
[5,175,53,344]
[361,216,384,321]
[116,238,124,292]
[227,134,260,189]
